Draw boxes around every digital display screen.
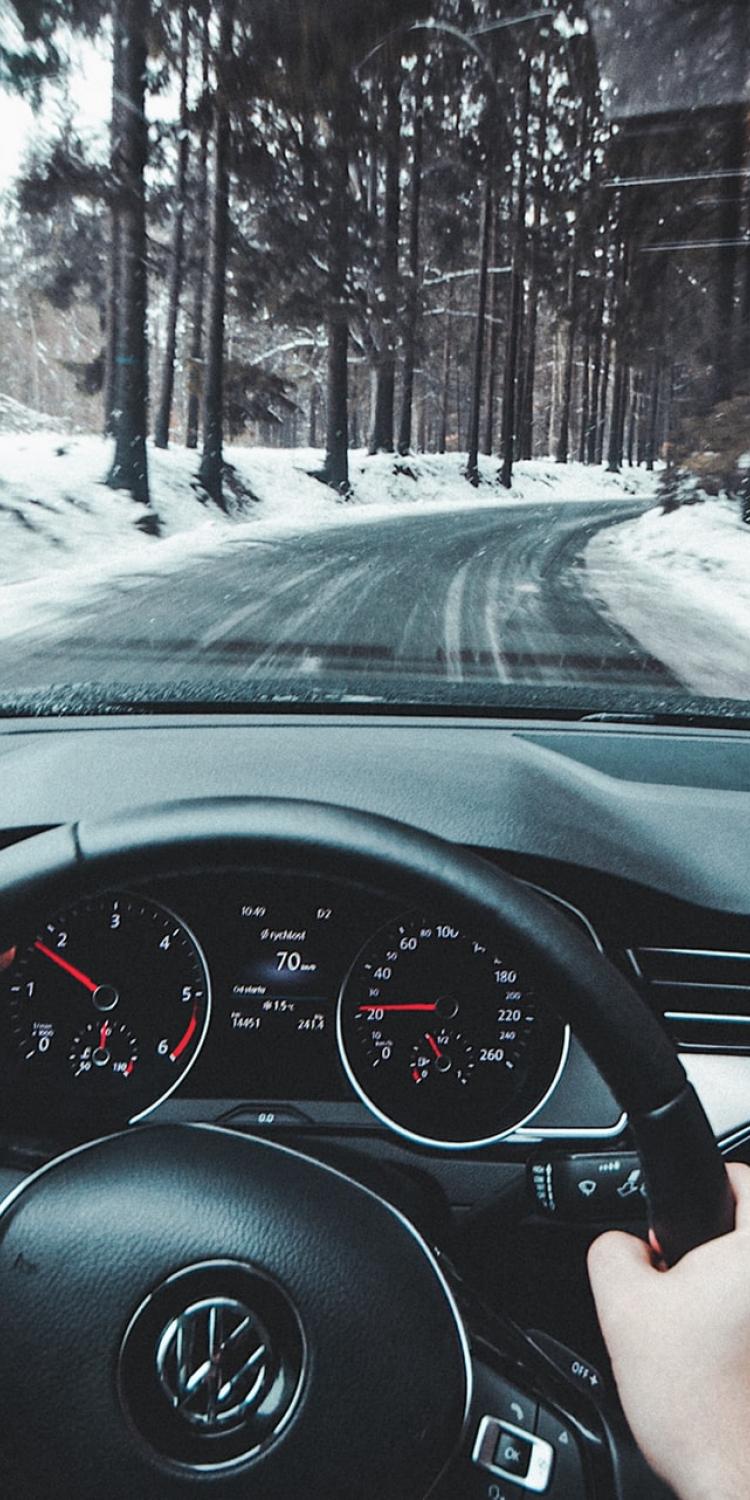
[150,875,384,1101]
[221,890,343,1097]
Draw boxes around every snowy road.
[3,498,675,695]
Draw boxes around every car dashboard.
[1,709,749,1225]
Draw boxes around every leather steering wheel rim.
[0,794,734,1264]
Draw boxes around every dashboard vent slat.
[627,948,750,1052]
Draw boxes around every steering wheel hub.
[0,1124,469,1500]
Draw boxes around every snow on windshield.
[0,0,748,710]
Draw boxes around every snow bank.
[585,497,750,700]
[333,449,658,511]
[0,393,71,435]
[0,431,657,642]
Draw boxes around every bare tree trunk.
[586,286,604,464]
[397,50,424,456]
[322,91,351,492]
[547,327,560,455]
[662,361,675,453]
[646,358,661,471]
[103,2,124,439]
[106,0,151,510]
[367,80,379,219]
[309,384,319,447]
[197,0,235,509]
[578,334,590,464]
[556,238,579,464]
[627,367,639,466]
[185,1,211,450]
[596,335,610,466]
[519,50,549,461]
[606,232,631,473]
[28,305,41,409]
[369,58,401,454]
[438,287,452,454]
[154,0,190,449]
[418,395,428,452]
[466,176,492,486]
[713,104,745,403]
[607,351,626,473]
[482,197,500,456]
[557,100,591,465]
[500,59,531,489]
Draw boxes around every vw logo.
[156,1296,270,1431]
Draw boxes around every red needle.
[34,941,98,994]
[170,1008,198,1062]
[357,1003,438,1013]
[426,1032,443,1060]
[99,1021,109,1053]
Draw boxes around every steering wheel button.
[474,1367,538,1431]
[495,1428,533,1477]
[473,1417,554,1493]
[536,1407,586,1497]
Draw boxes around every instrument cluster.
[0,873,567,1149]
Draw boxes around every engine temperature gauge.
[69,1020,139,1082]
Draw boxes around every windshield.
[0,0,749,718]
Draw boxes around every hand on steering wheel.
[590,1161,750,1500]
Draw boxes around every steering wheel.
[0,799,734,1500]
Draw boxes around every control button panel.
[528,1150,647,1221]
[473,1416,554,1493]
[469,1361,589,1498]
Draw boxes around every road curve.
[1,499,676,696]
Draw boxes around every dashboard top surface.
[0,713,748,914]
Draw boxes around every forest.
[0,0,748,517]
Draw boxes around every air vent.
[627,947,750,1052]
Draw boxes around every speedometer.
[5,893,210,1127]
[337,916,566,1147]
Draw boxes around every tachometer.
[5,893,210,1125]
[338,916,566,1147]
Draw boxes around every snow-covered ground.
[585,497,750,700]
[0,430,656,642]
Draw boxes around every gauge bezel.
[126,894,213,1123]
[336,913,570,1151]
[5,890,213,1127]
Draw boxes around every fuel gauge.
[410,1029,475,1087]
